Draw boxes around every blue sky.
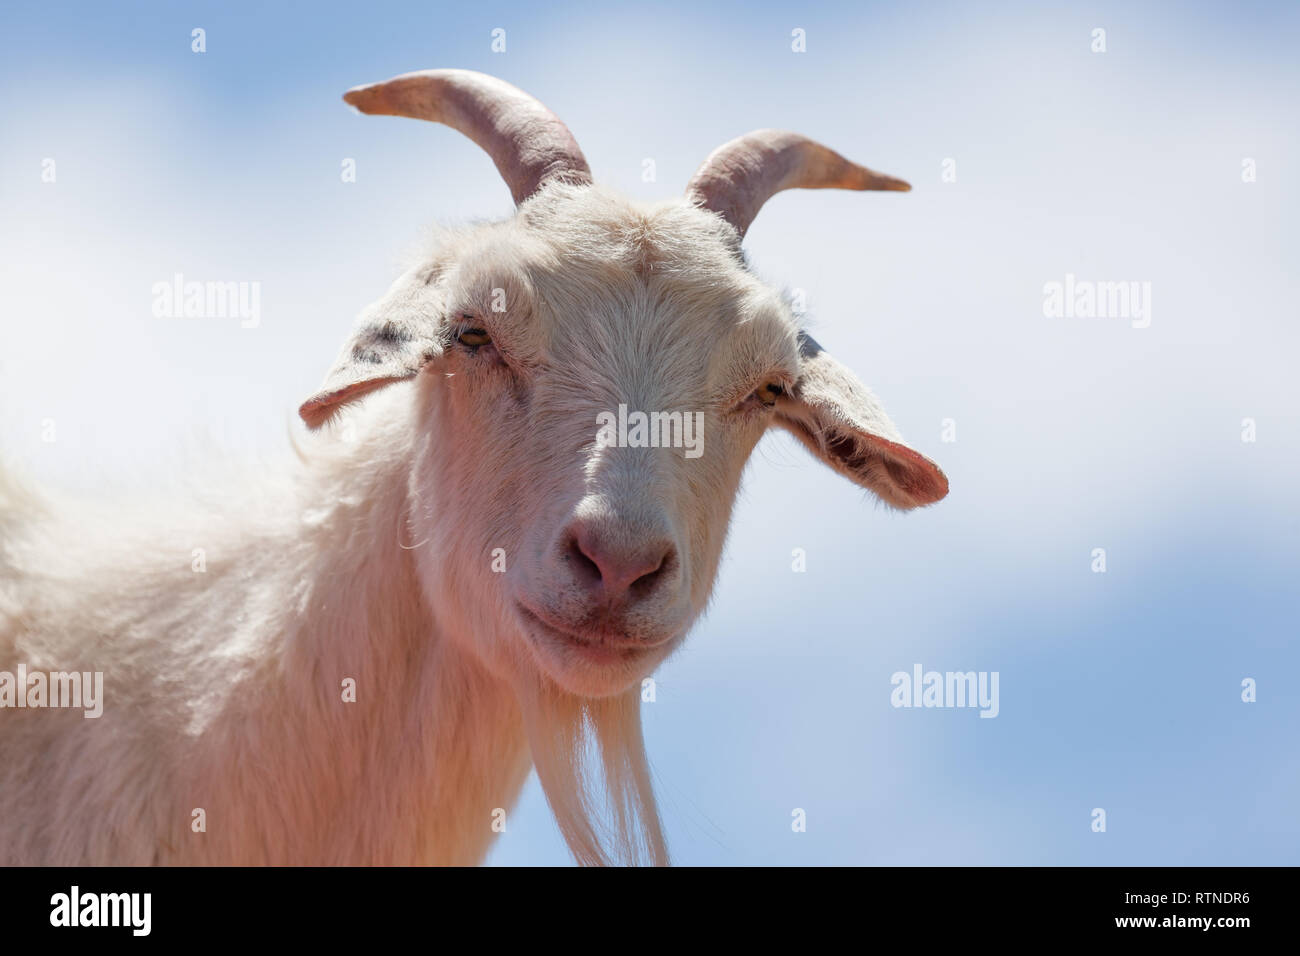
[1,0,1296,864]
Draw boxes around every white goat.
[0,69,947,866]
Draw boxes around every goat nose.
[564,521,675,605]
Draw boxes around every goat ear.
[299,273,445,429]
[773,333,948,509]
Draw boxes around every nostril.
[629,546,674,599]
[565,534,603,588]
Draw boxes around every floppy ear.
[299,271,445,428]
[773,332,948,509]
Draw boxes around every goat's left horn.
[343,68,592,205]
[685,129,910,239]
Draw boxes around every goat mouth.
[515,603,672,665]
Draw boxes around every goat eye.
[457,328,492,348]
[757,383,784,407]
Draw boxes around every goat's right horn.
[343,69,592,205]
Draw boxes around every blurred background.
[1,0,1295,864]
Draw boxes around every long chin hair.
[513,673,668,866]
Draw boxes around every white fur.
[0,184,942,865]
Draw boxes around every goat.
[0,69,947,866]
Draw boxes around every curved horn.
[343,68,592,205]
[685,129,910,238]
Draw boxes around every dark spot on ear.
[351,347,386,364]
[371,323,411,345]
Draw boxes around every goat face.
[299,70,948,698]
